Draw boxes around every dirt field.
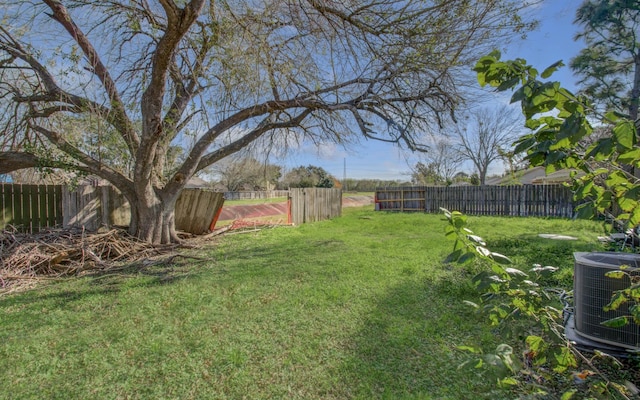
[215,195,374,227]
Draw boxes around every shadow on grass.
[0,256,212,311]
[338,276,495,400]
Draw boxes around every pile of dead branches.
[0,227,171,292]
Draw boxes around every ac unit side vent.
[573,252,640,350]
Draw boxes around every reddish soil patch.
[218,202,288,221]
[217,195,374,224]
[342,195,375,207]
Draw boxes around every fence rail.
[375,185,575,218]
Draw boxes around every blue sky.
[283,0,585,182]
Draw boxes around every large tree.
[0,0,533,243]
[281,165,334,188]
[452,105,523,185]
[570,0,640,123]
[412,136,464,185]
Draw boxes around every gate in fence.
[288,188,342,225]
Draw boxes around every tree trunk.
[479,166,488,186]
[129,185,180,244]
[630,51,640,127]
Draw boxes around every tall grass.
[0,208,605,399]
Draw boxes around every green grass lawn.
[0,208,606,399]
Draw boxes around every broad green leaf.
[613,120,636,151]
[467,234,486,245]
[601,316,629,328]
[526,335,545,353]
[513,136,536,154]
[495,343,513,357]
[477,72,487,86]
[445,249,463,263]
[549,137,572,150]
[586,138,615,161]
[457,251,476,265]
[575,203,595,220]
[488,275,507,283]
[606,170,628,187]
[616,148,640,165]
[629,206,640,227]
[531,265,558,273]
[504,267,527,277]
[617,194,638,213]
[540,60,564,78]
[561,389,577,400]
[476,246,491,257]
[497,76,520,91]
[457,345,482,354]
[629,285,640,300]
[604,110,625,122]
[445,224,457,239]
[490,263,507,276]
[510,86,526,103]
[463,300,479,309]
[553,347,577,373]
[630,304,640,324]
[439,207,452,219]
[490,252,512,265]
[451,212,467,229]
[605,271,627,280]
[498,377,518,387]
[524,117,542,130]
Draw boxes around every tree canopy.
[208,155,281,191]
[0,0,534,243]
[451,106,523,185]
[475,51,640,227]
[281,165,334,188]
[570,0,640,121]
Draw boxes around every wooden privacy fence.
[1,184,63,233]
[289,188,342,225]
[62,185,131,231]
[2,184,341,233]
[175,189,225,234]
[63,186,225,234]
[375,185,575,218]
[1,184,225,234]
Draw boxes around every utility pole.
[343,158,347,191]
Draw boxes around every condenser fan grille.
[574,252,640,349]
